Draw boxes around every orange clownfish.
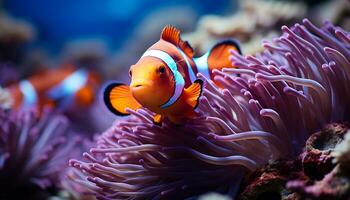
[7,65,100,110]
[104,25,241,125]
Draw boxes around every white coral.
[332,130,350,165]
[183,0,307,54]
[198,193,231,200]
[0,87,13,109]
[0,13,35,43]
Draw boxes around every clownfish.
[7,65,100,110]
[104,25,241,125]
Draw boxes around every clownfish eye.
[158,66,166,74]
[129,69,132,77]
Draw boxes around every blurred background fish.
[7,65,100,110]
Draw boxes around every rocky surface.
[237,123,350,200]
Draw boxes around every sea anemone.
[0,107,80,199]
[69,19,350,199]
[69,113,248,199]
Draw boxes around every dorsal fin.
[161,25,180,45]
[161,25,194,57]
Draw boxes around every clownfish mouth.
[130,80,152,91]
[131,84,147,91]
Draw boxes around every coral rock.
[301,123,348,180]
[0,86,13,109]
[239,123,350,200]
[238,160,303,200]
[287,166,350,200]
[332,130,350,168]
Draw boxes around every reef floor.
[237,123,350,200]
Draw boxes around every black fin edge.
[152,120,162,126]
[211,39,242,55]
[193,79,204,110]
[103,82,130,116]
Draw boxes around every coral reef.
[0,13,35,62]
[301,123,346,180]
[0,107,80,199]
[69,20,350,199]
[0,13,35,45]
[332,130,350,168]
[238,123,349,200]
[0,86,13,109]
[312,0,350,30]
[238,159,302,200]
[184,0,307,54]
[287,123,350,200]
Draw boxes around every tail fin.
[207,40,241,72]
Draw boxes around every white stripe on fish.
[19,80,38,106]
[193,51,211,79]
[142,49,185,109]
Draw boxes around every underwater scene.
[0,0,350,199]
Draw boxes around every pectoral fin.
[184,79,203,109]
[153,114,163,126]
[103,82,142,116]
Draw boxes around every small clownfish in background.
[104,25,241,125]
[7,65,100,110]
